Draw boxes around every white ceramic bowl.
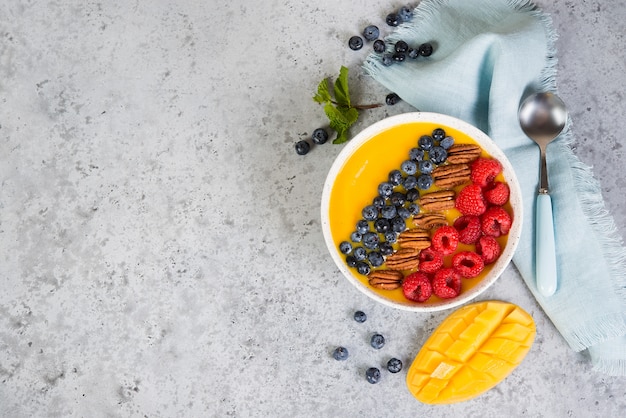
[321,112,522,312]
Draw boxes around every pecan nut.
[398,228,431,250]
[418,190,456,211]
[384,248,420,271]
[446,144,482,164]
[413,213,448,229]
[432,163,471,188]
[368,270,404,290]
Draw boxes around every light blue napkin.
[364,0,626,375]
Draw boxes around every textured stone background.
[0,0,624,417]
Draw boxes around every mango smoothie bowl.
[321,113,522,312]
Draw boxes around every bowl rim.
[320,112,523,312]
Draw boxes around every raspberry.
[452,251,485,278]
[418,247,444,273]
[481,206,512,237]
[455,184,487,216]
[453,215,482,244]
[431,226,459,255]
[432,268,462,299]
[475,235,501,264]
[471,158,502,188]
[483,181,510,206]
[402,272,433,302]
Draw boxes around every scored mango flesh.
[406,301,536,404]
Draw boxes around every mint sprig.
[313,66,382,144]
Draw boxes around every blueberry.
[440,136,455,149]
[363,25,380,42]
[295,140,310,155]
[356,261,371,276]
[349,36,364,51]
[406,188,420,202]
[366,367,381,384]
[429,146,448,164]
[356,220,369,234]
[386,13,400,27]
[354,310,367,323]
[398,6,413,22]
[388,169,403,186]
[397,206,411,220]
[418,135,434,150]
[350,231,362,243]
[419,160,434,174]
[371,333,385,349]
[378,182,394,198]
[401,160,417,175]
[392,53,406,62]
[419,42,434,57]
[432,128,446,141]
[339,241,352,254]
[372,195,386,209]
[409,147,425,161]
[391,216,406,233]
[346,255,358,267]
[374,218,391,233]
[362,232,380,249]
[417,174,433,190]
[385,93,401,106]
[373,39,385,54]
[403,175,418,190]
[312,128,329,144]
[381,54,393,66]
[387,358,403,373]
[407,48,419,59]
[407,203,420,215]
[380,205,397,219]
[394,40,409,53]
[379,241,394,255]
[389,191,406,207]
[333,346,349,361]
[353,246,367,261]
[384,231,397,244]
[368,251,384,267]
[362,205,378,221]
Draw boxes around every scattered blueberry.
[350,231,362,243]
[381,54,393,66]
[403,175,418,190]
[389,191,406,207]
[380,205,397,219]
[387,358,403,373]
[401,160,417,175]
[356,261,371,276]
[417,174,434,190]
[429,146,448,164]
[391,216,406,233]
[373,39,386,53]
[379,241,394,255]
[407,48,419,59]
[378,182,394,198]
[356,220,369,235]
[368,251,384,267]
[419,42,434,56]
[386,93,401,106]
[406,188,420,202]
[392,53,406,62]
[419,160,434,174]
[353,246,367,261]
[418,135,434,150]
[363,25,380,41]
[333,346,349,361]
[374,218,391,233]
[295,140,310,155]
[398,6,413,22]
[362,232,380,249]
[397,206,411,220]
[409,147,425,161]
[386,13,400,27]
[312,128,329,144]
[384,231,397,244]
[372,195,386,209]
[432,128,446,141]
[440,136,455,149]
[388,169,403,186]
[339,241,352,254]
[407,203,420,215]
[349,36,364,50]
[394,40,409,53]
[366,367,381,384]
[362,205,378,221]
[354,310,367,323]
[345,255,357,267]
[371,333,385,349]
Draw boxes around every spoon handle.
[536,193,557,296]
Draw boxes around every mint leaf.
[313,78,331,104]
[333,66,351,107]
[325,104,358,144]
[337,106,358,126]
[333,127,350,144]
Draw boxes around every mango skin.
[406,301,536,404]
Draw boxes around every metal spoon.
[518,92,568,297]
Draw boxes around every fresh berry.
[386,13,400,26]
[471,158,502,188]
[397,206,411,220]
[350,231,362,243]
[398,6,413,22]
[390,191,406,207]
[366,367,381,384]
[354,310,367,323]
[401,160,417,175]
[373,39,385,53]
[381,54,393,66]
[333,346,349,361]
[475,235,501,264]
[406,188,420,202]
[407,48,419,59]
[368,251,384,267]
[483,181,510,206]
[362,232,380,249]
[402,272,432,302]
[453,215,482,244]
[391,216,406,233]
[373,195,386,209]
[378,182,394,197]
[431,226,459,255]
[387,358,403,373]
[418,43,434,56]
[440,136,455,149]
[418,160,433,174]
[395,40,409,53]
[456,184,487,216]
[418,247,444,273]
[452,251,485,278]
[403,175,418,190]
[409,148,425,161]
[363,25,380,41]
[429,146,447,164]
[349,36,364,50]
[432,128,446,141]
[371,333,385,349]
[295,140,310,155]
[432,268,462,298]
[418,135,434,150]
[374,218,390,233]
[362,205,378,221]
[379,241,394,255]
[383,231,397,244]
[380,205,397,219]
[386,92,401,105]
[416,174,433,190]
[356,261,371,276]
[339,241,352,254]
[407,203,420,215]
[481,206,512,237]
[392,53,406,62]
[345,255,357,267]
[356,220,369,234]
[312,128,329,144]
[353,246,367,261]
